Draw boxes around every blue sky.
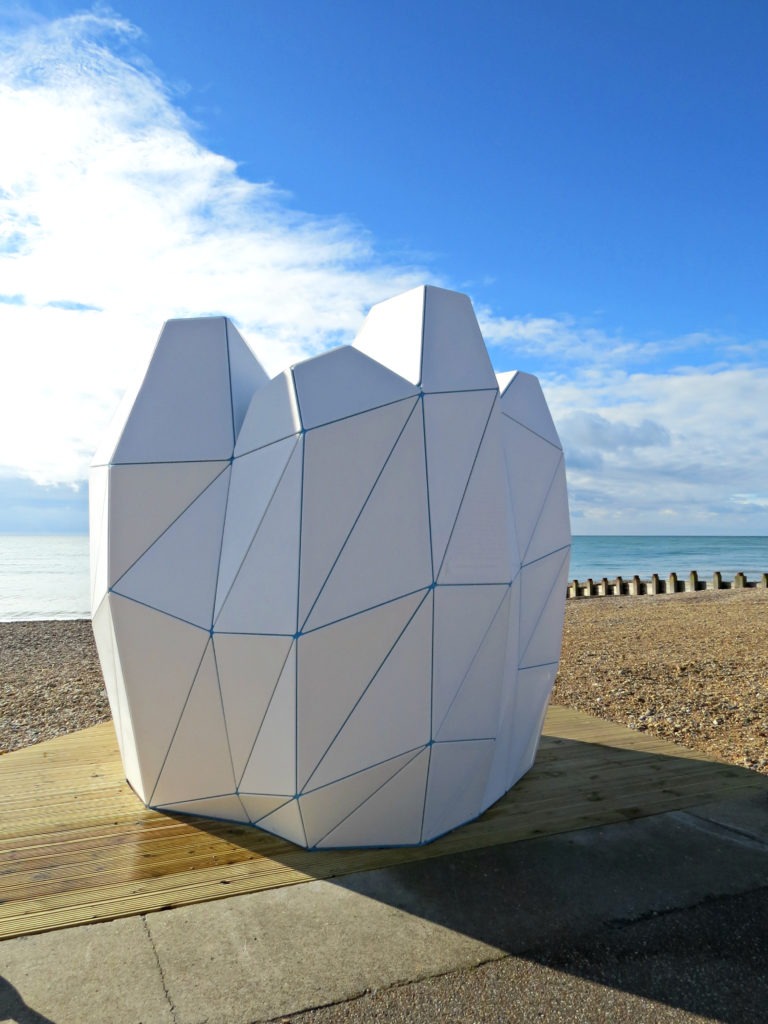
[1,1,767,534]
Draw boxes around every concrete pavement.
[1,790,767,1024]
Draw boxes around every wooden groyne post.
[567,571,768,598]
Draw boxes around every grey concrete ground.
[1,791,767,1024]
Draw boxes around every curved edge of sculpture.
[90,285,571,849]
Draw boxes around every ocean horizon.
[1,533,767,622]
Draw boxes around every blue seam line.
[300,590,430,791]
[299,396,420,631]
[300,743,427,795]
[224,318,236,450]
[147,636,213,806]
[210,637,238,790]
[519,453,566,565]
[209,458,235,627]
[418,745,433,844]
[418,285,427,386]
[300,584,429,636]
[518,660,558,672]
[212,438,300,627]
[244,795,294,826]
[518,547,570,666]
[257,795,305,844]
[158,792,238,807]
[109,462,230,593]
[521,541,571,570]
[294,436,305,797]
[419,393,435,580]
[432,737,495,746]
[435,394,499,580]
[301,393,419,433]
[422,386,499,396]
[500,409,562,450]
[435,581,512,588]
[290,366,304,427]
[432,587,511,739]
[94,457,231,467]
[421,739,495,842]
[295,796,309,847]
[107,591,210,633]
[309,747,425,848]
[428,588,435,743]
[234,639,295,790]
[234,429,301,460]
[295,433,305,637]
[213,629,295,637]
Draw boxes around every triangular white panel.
[213,633,293,781]
[500,415,563,558]
[299,749,420,847]
[306,592,433,790]
[89,466,110,610]
[108,460,228,587]
[112,469,230,629]
[353,286,426,385]
[239,794,294,823]
[297,592,423,790]
[90,369,144,467]
[519,549,570,669]
[225,319,270,436]
[438,404,516,583]
[499,370,561,448]
[255,799,307,846]
[495,370,517,394]
[112,318,243,463]
[420,286,496,392]
[299,398,417,625]
[109,595,210,802]
[432,585,508,733]
[421,739,495,843]
[214,442,302,634]
[92,596,129,765]
[506,664,555,786]
[423,390,496,571]
[160,794,250,824]
[234,370,301,457]
[317,750,430,848]
[238,645,296,795]
[435,591,510,741]
[150,643,236,806]
[482,578,522,806]
[293,346,418,430]
[304,408,431,630]
[523,457,570,564]
[215,436,299,615]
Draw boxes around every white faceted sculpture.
[90,286,570,848]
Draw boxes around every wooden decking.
[1,706,765,939]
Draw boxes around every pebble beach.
[1,589,767,772]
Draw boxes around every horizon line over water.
[0,533,767,622]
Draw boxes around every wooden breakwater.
[567,571,768,599]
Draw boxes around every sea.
[1,533,767,622]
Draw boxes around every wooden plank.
[1,707,764,939]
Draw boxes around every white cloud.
[0,12,429,485]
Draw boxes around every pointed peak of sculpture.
[353,285,497,393]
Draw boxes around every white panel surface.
[238,646,296,795]
[299,398,417,625]
[432,585,508,732]
[150,643,235,806]
[225,319,270,435]
[293,346,418,430]
[318,750,430,848]
[523,457,571,565]
[438,404,516,584]
[214,442,302,635]
[304,407,431,630]
[239,794,294,823]
[421,739,495,843]
[113,468,230,629]
[159,794,250,823]
[255,799,307,847]
[91,597,128,764]
[299,750,419,848]
[420,287,496,392]
[506,664,556,786]
[215,436,298,615]
[435,591,510,741]
[108,460,228,587]
[213,633,293,781]
[499,370,561,448]
[112,318,241,464]
[109,595,210,802]
[297,592,423,790]
[500,415,563,558]
[352,285,426,385]
[423,390,496,571]
[234,370,301,456]
[307,592,432,790]
[519,549,570,669]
